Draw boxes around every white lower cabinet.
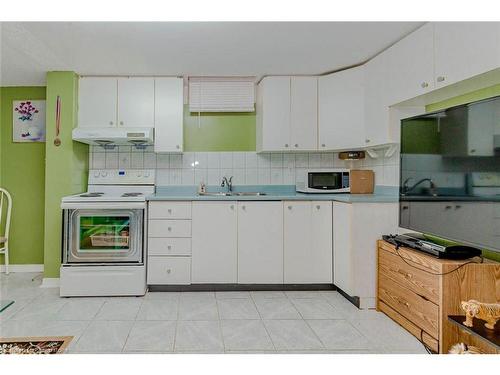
[332,202,398,309]
[284,201,332,283]
[191,202,238,283]
[237,202,284,284]
[147,257,191,285]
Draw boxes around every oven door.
[63,208,143,264]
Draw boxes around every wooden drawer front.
[378,273,439,339]
[378,301,439,353]
[148,220,191,238]
[149,202,192,219]
[147,256,191,284]
[379,249,439,304]
[148,238,191,256]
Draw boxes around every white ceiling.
[0,22,424,86]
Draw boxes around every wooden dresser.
[377,240,499,354]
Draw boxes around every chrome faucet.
[221,176,233,193]
[402,178,437,196]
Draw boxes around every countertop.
[147,185,399,203]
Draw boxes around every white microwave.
[296,169,350,193]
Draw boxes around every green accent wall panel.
[183,106,256,151]
[0,86,46,265]
[43,72,88,278]
[426,83,500,112]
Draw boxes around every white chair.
[0,188,12,274]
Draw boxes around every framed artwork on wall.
[12,100,46,142]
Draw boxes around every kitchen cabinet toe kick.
[148,284,337,292]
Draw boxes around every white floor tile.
[95,299,143,320]
[178,297,218,321]
[221,320,274,351]
[215,291,251,299]
[54,299,105,320]
[136,300,178,320]
[254,298,302,320]
[217,299,260,320]
[291,298,344,319]
[71,321,133,353]
[123,321,176,352]
[307,319,371,350]
[263,320,324,350]
[174,321,224,352]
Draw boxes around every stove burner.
[121,192,143,197]
[79,192,104,197]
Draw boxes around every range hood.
[72,127,154,147]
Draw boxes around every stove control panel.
[89,169,155,185]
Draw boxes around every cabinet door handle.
[316,205,320,210]
[445,206,452,210]
[402,206,409,210]
[241,205,246,210]
[321,144,326,148]
[294,144,299,148]
[120,121,124,125]
[421,82,429,88]
[166,268,171,274]
[167,245,172,250]
[168,209,172,213]
[230,205,234,210]
[285,144,289,148]
[176,145,180,149]
[365,139,370,143]
[437,76,445,82]
[455,205,462,209]
[167,227,172,231]
[109,121,114,125]
[470,149,476,153]
[287,205,292,210]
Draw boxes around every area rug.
[0,336,73,354]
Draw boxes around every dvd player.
[382,233,482,260]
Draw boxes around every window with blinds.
[188,77,256,112]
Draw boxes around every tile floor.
[0,273,427,354]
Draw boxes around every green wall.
[0,87,46,265]
[183,106,256,151]
[43,72,88,278]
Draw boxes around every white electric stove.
[60,169,155,297]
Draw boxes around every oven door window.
[67,209,143,263]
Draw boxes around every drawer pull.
[166,268,171,274]
[316,205,320,210]
[397,269,411,279]
[168,227,172,231]
[168,209,172,213]
[167,245,172,250]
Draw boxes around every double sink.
[198,191,266,197]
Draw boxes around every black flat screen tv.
[399,95,500,252]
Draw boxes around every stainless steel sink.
[197,191,266,196]
[233,192,266,196]
[197,192,233,196]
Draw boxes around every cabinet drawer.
[378,273,439,339]
[147,256,191,284]
[148,220,191,238]
[379,248,439,304]
[148,237,191,256]
[149,202,192,219]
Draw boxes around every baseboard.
[0,264,44,273]
[40,278,60,288]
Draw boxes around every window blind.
[188,77,255,112]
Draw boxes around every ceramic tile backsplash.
[89,146,400,186]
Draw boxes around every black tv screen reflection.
[399,96,500,252]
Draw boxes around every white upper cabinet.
[290,77,318,150]
[237,202,283,283]
[434,22,500,89]
[117,77,155,128]
[283,201,332,284]
[154,77,184,153]
[256,76,291,151]
[386,23,435,103]
[191,202,237,283]
[78,77,117,127]
[364,52,392,147]
[318,67,365,150]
